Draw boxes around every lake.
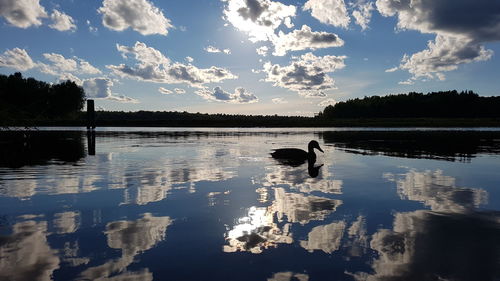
[1,128,500,281]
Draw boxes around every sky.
[0,0,499,116]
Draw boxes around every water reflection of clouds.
[0,142,238,205]
[225,188,343,253]
[351,169,497,280]
[0,213,171,281]
[267,271,309,281]
[78,213,171,280]
[353,210,500,281]
[384,169,488,213]
[300,221,346,254]
[224,206,293,254]
[0,221,60,281]
[53,211,81,234]
[272,188,342,225]
[258,162,343,195]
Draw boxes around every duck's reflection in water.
[259,162,342,195]
[77,213,172,281]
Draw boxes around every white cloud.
[83,77,138,103]
[41,53,77,73]
[49,9,76,32]
[39,53,101,76]
[284,17,293,28]
[107,41,237,88]
[174,88,186,94]
[222,0,296,42]
[86,20,98,33]
[159,87,185,95]
[205,46,232,54]
[78,59,101,75]
[185,56,194,63]
[385,66,398,72]
[256,46,269,56]
[0,47,37,71]
[158,87,172,94]
[58,73,82,85]
[205,45,221,53]
[195,86,258,104]
[318,98,337,107]
[272,25,344,56]
[0,0,47,28]
[398,78,414,85]
[352,1,374,30]
[399,35,493,81]
[303,0,350,28]
[98,0,173,36]
[272,97,287,104]
[376,0,500,82]
[263,52,346,97]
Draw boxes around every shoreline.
[3,118,500,128]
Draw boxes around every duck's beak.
[318,147,324,153]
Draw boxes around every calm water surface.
[1,128,500,281]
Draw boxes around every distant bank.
[5,113,500,128]
[2,72,500,128]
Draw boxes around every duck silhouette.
[271,140,324,166]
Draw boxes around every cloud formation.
[272,97,287,104]
[222,0,296,42]
[318,98,337,106]
[272,25,344,56]
[0,47,37,71]
[158,87,172,94]
[263,52,346,97]
[0,0,47,28]
[107,42,237,87]
[223,0,345,57]
[376,0,500,82]
[39,53,101,76]
[195,86,258,103]
[352,1,374,30]
[49,9,76,32]
[159,87,186,94]
[399,35,493,81]
[82,77,139,103]
[256,46,269,56]
[98,0,173,36]
[303,0,350,28]
[205,45,231,54]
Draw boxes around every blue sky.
[1,0,499,116]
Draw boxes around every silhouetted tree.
[321,90,500,119]
[0,73,85,122]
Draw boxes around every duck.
[271,140,324,165]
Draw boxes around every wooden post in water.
[87,99,96,130]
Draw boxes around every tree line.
[0,72,85,122]
[89,111,314,127]
[1,72,499,127]
[320,90,500,118]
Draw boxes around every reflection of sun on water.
[224,206,292,254]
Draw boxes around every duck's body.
[271,140,324,165]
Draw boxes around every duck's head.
[308,140,324,153]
